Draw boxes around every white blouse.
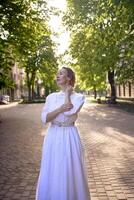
[41,91,85,125]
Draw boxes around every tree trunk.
[10,88,14,101]
[26,72,32,102]
[93,86,97,99]
[37,83,40,98]
[31,79,35,100]
[31,71,36,100]
[45,86,49,97]
[28,86,32,102]
[108,70,116,104]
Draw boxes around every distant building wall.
[116,81,134,99]
[0,63,26,101]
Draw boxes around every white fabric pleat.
[36,125,90,200]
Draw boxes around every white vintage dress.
[36,91,90,200]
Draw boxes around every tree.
[64,0,134,103]
[0,0,58,101]
[0,0,36,89]
[0,40,15,89]
[68,27,107,98]
[24,36,58,101]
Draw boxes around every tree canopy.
[0,0,58,99]
[64,0,134,99]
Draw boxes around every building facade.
[0,63,26,101]
[116,81,134,99]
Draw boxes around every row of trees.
[0,0,58,101]
[64,0,134,101]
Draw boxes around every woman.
[36,67,90,200]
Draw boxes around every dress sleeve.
[63,94,85,116]
[41,95,50,124]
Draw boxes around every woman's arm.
[46,86,73,123]
[42,88,74,124]
[46,107,61,123]
[63,86,85,116]
[46,102,73,123]
[64,85,73,104]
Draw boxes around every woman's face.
[56,68,70,87]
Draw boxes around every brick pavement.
[0,103,44,200]
[78,102,134,200]
[0,101,134,200]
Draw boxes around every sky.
[48,0,70,55]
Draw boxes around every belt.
[51,121,75,127]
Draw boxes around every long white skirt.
[36,124,90,200]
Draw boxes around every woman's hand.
[58,102,73,113]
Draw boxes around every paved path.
[0,100,134,200]
[79,101,134,200]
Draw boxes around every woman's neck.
[60,85,67,92]
[59,86,74,95]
